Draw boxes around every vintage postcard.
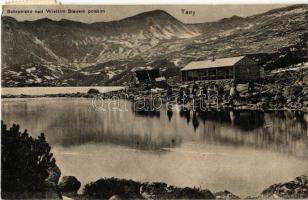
[1,3,308,199]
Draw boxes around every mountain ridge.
[2,4,308,86]
[1,9,181,26]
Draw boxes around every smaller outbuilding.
[132,67,166,86]
[181,56,264,82]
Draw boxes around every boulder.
[260,175,308,199]
[58,176,81,195]
[140,182,215,199]
[87,88,100,94]
[46,165,61,186]
[283,85,303,99]
[108,195,123,200]
[83,178,215,199]
[41,182,63,200]
[214,190,240,199]
[170,186,215,199]
[301,70,308,82]
[140,182,168,199]
[83,178,142,199]
[302,87,308,99]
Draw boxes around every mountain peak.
[122,9,179,22]
[142,9,171,16]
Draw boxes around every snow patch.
[80,71,101,75]
[44,76,54,80]
[7,70,22,76]
[107,71,116,79]
[35,78,42,83]
[26,67,36,73]
[172,58,181,66]
[271,63,308,73]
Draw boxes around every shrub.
[83,178,215,199]
[1,121,56,194]
[87,88,100,94]
[83,178,142,199]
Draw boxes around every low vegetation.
[1,121,56,197]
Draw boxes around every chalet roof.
[181,56,245,71]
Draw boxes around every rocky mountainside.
[2,10,199,66]
[2,4,307,86]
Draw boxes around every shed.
[181,56,263,82]
[132,67,166,84]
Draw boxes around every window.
[227,68,234,79]
[198,70,207,80]
[208,69,216,80]
[187,71,199,81]
[217,68,227,79]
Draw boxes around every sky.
[2,4,289,23]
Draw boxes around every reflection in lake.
[2,98,308,197]
[172,107,308,158]
[198,110,265,131]
[2,98,308,156]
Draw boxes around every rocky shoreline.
[2,86,308,112]
[3,160,308,199]
[2,68,308,112]
[43,169,308,199]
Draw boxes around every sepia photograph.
[1,3,308,199]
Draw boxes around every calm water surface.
[2,98,308,197]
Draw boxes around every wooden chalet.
[181,56,263,82]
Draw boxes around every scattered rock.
[58,176,81,195]
[214,190,240,199]
[41,182,63,200]
[87,88,100,94]
[84,178,214,199]
[141,183,213,199]
[63,196,75,200]
[260,175,308,199]
[169,186,214,199]
[46,165,61,185]
[108,194,123,200]
[2,67,308,112]
[140,182,167,199]
[83,178,142,199]
[283,85,303,99]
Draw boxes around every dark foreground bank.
[1,121,308,199]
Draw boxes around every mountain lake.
[1,88,308,197]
